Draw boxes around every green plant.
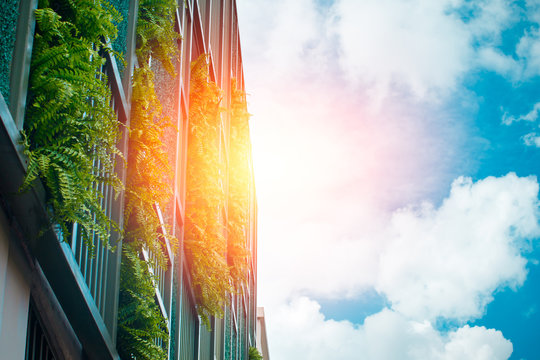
[22,0,123,249]
[249,346,264,360]
[227,79,252,285]
[135,0,179,75]
[185,54,231,327]
[184,59,254,328]
[117,0,179,358]
[117,244,169,360]
[123,0,179,261]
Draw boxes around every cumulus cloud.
[239,0,540,102]
[268,297,513,360]
[378,174,540,321]
[442,325,513,360]
[334,0,473,98]
[332,0,521,99]
[235,1,540,359]
[261,173,540,316]
[261,174,539,359]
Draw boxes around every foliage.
[123,0,179,262]
[185,54,231,327]
[117,244,169,360]
[185,59,254,328]
[136,0,179,74]
[249,346,264,360]
[118,0,179,358]
[22,0,123,249]
[227,79,252,285]
[124,64,173,260]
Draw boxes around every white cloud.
[334,0,472,99]
[523,132,540,147]
[235,2,540,358]
[267,297,513,360]
[476,47,520,78]
[260,173,540,317]
[462,0,518,43]
[502,102,540,147]
[526,0,540,23]
[332,0,520,99]
[516,29,540,78]
[442,325,513,360]
[237,0,327,79]
[252,88,470,304]
[239,0,522,102]
[502,102,540,125]
[378,174,540,321]
[259,174,540,358]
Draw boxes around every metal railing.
[69,152,115,319]
[179,270,198,360]
[214,316,224,360]
[145,247,168,305]
[199,321,213,360]
[65,53,127,338]
[25,303,57,360]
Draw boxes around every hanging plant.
[118,0,179,358]
[123,0,179,260]
[184,54,232,327]
[21,0,123,249]
[249,346,264,360]
[184,59,254,327]
[227,79,252,285]
[117,243,169,360]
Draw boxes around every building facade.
[256,307,270,360]
[0,0,258,359]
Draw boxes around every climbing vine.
[227,79,252,285]
[117,0,179,358]
[22,0,123,248]
[185,54,231,327]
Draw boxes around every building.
[0,0,259,359]
[256,307,271,360]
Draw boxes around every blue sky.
[237,0,540,359]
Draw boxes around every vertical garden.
[18,0,255,359]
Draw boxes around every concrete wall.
[0,207,30,360]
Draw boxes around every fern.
[136,0,179,74]
[22,1,123,250]
[117,244,169,360]
[249,346,264,360]
[227,79,252,285]
[123,0,179,262]
[118,0,179,358]
[185,54,232,328]
[184,59,254,327]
